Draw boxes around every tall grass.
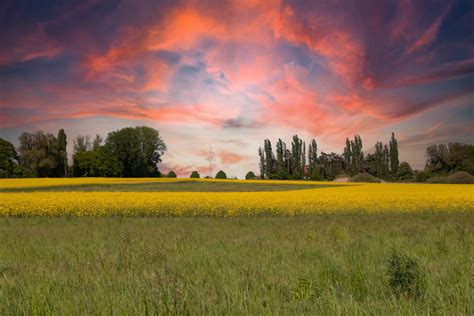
[0,212,472,314]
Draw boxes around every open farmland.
[0,178,473,314]
[0,178,472,216]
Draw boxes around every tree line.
[1,127,473,180]
[0,126,166,178]
[256,133,473,181]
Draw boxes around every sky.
[0,0,473,178]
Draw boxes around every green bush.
[167,171,177,178]
[190,171,200,178]
[397,162,413,181]
[414,170,431,182]
[427,171,474,184]
[349,173,381,183]
[386,250,425,299]
[245,171,256,180]
[215,170,227,179]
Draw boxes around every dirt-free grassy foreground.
[0,213,472,314]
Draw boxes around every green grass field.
[0,213,472,314]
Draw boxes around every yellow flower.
[0,178,472,216]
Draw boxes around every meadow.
[0,178,473,314]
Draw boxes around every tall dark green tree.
[374,141,384,178]
[382,144,390,177]
[258,146,265,178]
[263,139,275,178]
[308,139,319,180]
[284,149,291,176]
[350,135,364,174]
[291,135,304,179]
[343,138,352,173]
[389,132,399,176]
[105,126,166,177]
[275,139,287,179]
[57,129,68,177]
[343,135,363,175]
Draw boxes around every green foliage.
[389,132,399,176]
[386,250,425,299]
[263,139,275,178]
[245,171,256,180]
[105,126,167,177]
[73,147,122,177]
[291,135,305,179]
[0,138,19,178]
[349,173,382,183]
[343,135,363,175]
[308,139,319,180]
[190,171,200,178]
[427,171,474,184]
[414,170,431,182]
[397,162,413,181]
[215,170,227,179]
[92,134,103,150]
[57,129,68,177]
[275,139,288,179]
[258,147,265,179]
[18,131,62,177]
[0,138,32,178]
[426,143,474,175]
[73,135,91,154]
[167,171,177,178]
[319,152,344,181]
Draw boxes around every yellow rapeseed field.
[0,178,472,216]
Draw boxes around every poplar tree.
[263,139,275,178]
[345,135,363,175]
[383,144,390,177]
[389,132,399,176]
[258,146,265,179]
[285,149,292,176]
[343,138,352,174]
[57,129,68,177]
[308,139,318,180]
[291,135,304,179]
[276,139,287,179]
[375,141,384,178]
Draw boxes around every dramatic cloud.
[1,0,473,177]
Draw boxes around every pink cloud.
[218,151,248,165]
[406,4,451,54]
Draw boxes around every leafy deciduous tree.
[215,170,227,179]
